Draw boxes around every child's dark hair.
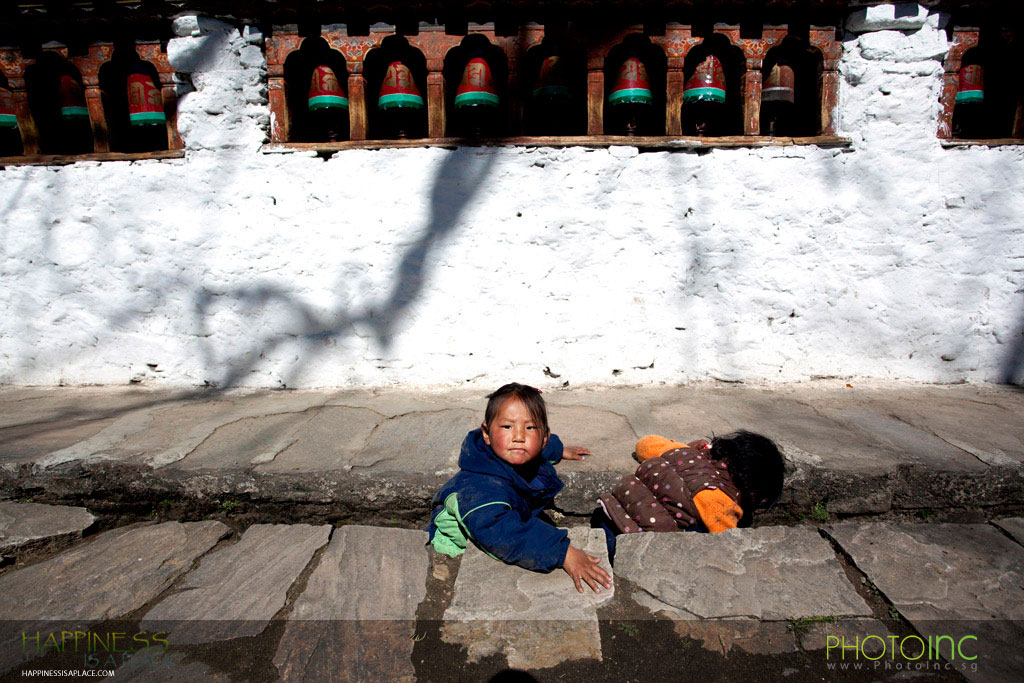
[484,383,549,436]
[710,430,784,511]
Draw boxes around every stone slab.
[273,526,430,683]
[615,526,872,620]
[0,501,95,558]
[104,651,232,682]
[993,517,1024,547]
[2,384,1023,518]
[545,405,638,471]
[827,522,1024,683]
[255,406,381,472]
[671,620,799,655]
[0,521,229,675]
[442,527,612,670]
[353,408,477,473]
[140,523,331,644]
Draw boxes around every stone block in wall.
[857,26,949,63]
[168,21,245,73]
[846,3,943,33]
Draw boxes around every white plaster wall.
[1,7,1022,389]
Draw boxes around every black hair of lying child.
[709,430,784,528]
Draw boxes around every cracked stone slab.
[273,526,429,683]
[827,522,1024,683]
[0,521,229,675]
[255,406,381,473]
[140,523,331,645]
[442,527,612,670]
[992,518,1024,547]
[615,527,872,621]
[32,391,333,471]
[546,405,638,472]
[171,410,318,470]
[353,409,477,473]
[0,501,95,558]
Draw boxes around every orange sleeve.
[635,435,689,461]
[693,489,743,533]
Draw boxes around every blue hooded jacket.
[426,428,569,572]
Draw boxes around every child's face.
[481,397,548,467]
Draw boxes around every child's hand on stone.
[562,445,591,461]
[562,545,611,594]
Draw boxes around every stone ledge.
[941,139,1024,148]
[0,150,186,168]
[261,135,853,155]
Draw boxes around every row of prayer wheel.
[0,61,168,156]
[295,49,810,139]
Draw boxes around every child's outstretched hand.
[562,445,591,461]
[562,544,612,594]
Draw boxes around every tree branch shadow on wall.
[192,148,497,389]
[0,146,498,451]
[1000,302,1024,385]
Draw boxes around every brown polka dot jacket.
[597,443,742,534]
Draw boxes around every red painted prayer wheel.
[378,61,423,111]
[956,64,984,105]
[608,57,653,107]
[762,63,795,105]
[455,57,499,109]
[684,55,726,105]
[307,64,348,142]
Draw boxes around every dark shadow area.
[1000,302,1024,385]
[521,35,587,136]
[761,37,824,137]
[24,52,93,154]
[98,42,168,153]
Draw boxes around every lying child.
[427,382,611,594]
[595,431,784,560]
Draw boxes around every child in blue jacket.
[427,383,611,594]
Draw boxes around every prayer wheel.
[608,56,653,136]
[761,62,795,136]
[126,63,167,151]
[953,64,984,139]
[531,54,573,135]
[378,60,423,139]
[454,55,500,136]
[307,64,349,142]
[56,70,93,153]
[684,55,726,136]
[0,77,22,156]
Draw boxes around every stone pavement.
[1,382,1022,680]
[0,504,1022,681]
[1,382,1022,523]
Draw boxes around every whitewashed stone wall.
[1,5,1022,388]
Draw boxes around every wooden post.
[666,58,684,136]
[161,83,182,150]
[587,65,604,135]
[82,77,109,153]
[743,62,762,136]
[268,76,289,142]
[819,69,839,136]
[426,64,445,137]
[14,88,38,154]
[347,71,367,140]
[507,67,522,136]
